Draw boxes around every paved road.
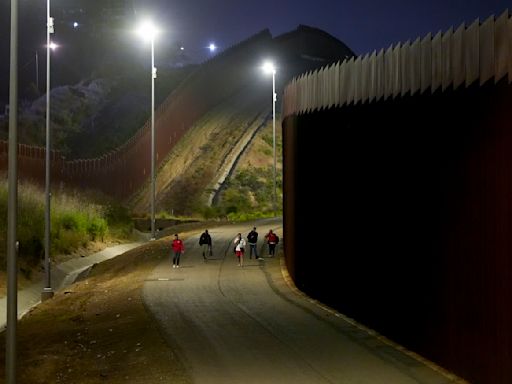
[143,220,456,384]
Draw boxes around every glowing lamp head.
[136,20,159,42]
[209,43,217,52]
[48,42,58,50]
[262,61,276,75]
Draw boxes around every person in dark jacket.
[199,229,212,261]
[247,227,259,259]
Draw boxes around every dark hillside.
[0,25,355,216]
[67,66,194,158]
[131,25,355,216]
[0,66,193,158]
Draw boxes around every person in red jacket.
[172,233,185,268]
[264,229,279,257]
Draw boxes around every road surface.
[143,220,457,384]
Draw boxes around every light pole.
[42,0,55,301]
[137,21,158,240]
[7,1,19,381]
[263,61,277,216]
[35,50,39,92]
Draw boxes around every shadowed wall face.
[283,80,512,384]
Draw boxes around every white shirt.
[235,238,246,251]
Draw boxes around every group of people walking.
[233,227,279,266]
[170,227,279,269]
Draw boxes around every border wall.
[282,10,512,384]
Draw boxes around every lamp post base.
[41,288,54,301]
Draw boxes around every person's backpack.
[274,235,279,244]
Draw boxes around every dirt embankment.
[0,238,193,384]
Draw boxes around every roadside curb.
[0,242,144,332]
[277,256,468,384]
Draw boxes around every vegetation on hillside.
[128,83,283,222]
[203,165,281,221]
[0,66,193,159]
[211,123,283,221]
[0,180,133,278]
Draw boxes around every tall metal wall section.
[283,12,512,116]
[282,10,512,384]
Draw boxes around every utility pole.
[35,50,39,92]
[42,0,55,301]
[6,0,19,382]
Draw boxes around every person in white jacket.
[234,233,246,267]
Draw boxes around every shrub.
[200,205,221,220]
[58,212,86,232]
[157,211,173,219]
[53,229,86,254]
[87,217,107,241]
[0,180,134,273]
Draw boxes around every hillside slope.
[129,25,353,217]
[0,67,193,158]
[0,25,353,216]
[129,84,270,216]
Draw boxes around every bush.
[87,217,107,241]
[53,229,87,254]
[226,210,274,222]
[58,212,87,232]
[200,205,221,220]
[0,180,134,273]
[214,165,283,218]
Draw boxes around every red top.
[172,239,185,252]
[266,232,278,244]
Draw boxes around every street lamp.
[136,20,158,240]
[262,61,277,216]
[35,50,39,92]
[42,0,55,302]
[7,1,19,382]
[179,43,219,62]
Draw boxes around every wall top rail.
[283,10,512,119]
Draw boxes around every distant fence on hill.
[282,11,512,117]
[0,29,274,197]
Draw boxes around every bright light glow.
[180,46,185,51]
[262,61,276,74]
[73,21,79,28]
[209,43,217,52]
[136,20,159,42]
[48,42,58,50]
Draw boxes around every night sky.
[1,0,511,106]
[134,0,512,59]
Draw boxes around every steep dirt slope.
[129,85,269,216]
[127,25,354,216]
